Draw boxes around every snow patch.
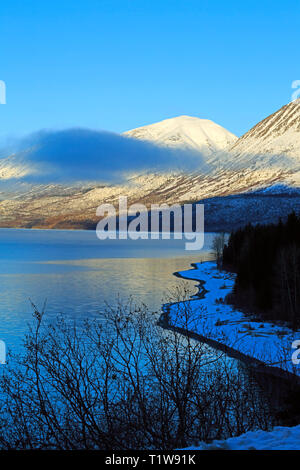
[183,425,300,450]
[167,261,300,376]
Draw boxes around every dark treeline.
[223,212,300,329]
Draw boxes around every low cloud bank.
[2,128,209,183]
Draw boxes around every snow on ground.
[183,425,300,450]
[167,261,300,376]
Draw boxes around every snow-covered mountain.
[124,115,237,155]
[1,104,300,229]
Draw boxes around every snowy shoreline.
[160,261,300,383]
[160,260,300,450]
[183,424,300,450]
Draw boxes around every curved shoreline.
[159,262,300,386]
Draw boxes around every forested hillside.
[223,212,300,329]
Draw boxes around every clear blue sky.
[0,0,299,140]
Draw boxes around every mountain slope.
[230,101,300,164]
[123,115,237,155]
[1,106,300,229]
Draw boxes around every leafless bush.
[212,232,226,269]
[0,298,273,450]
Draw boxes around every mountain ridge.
[230,101,300,161]
[1,103,300,229]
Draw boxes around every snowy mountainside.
[0,152,34,180]
[1,105,300,229]
[229,101,300,164]
[0,169,289,229]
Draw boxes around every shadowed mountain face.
[1,105,300,230]
[0,128,208,184]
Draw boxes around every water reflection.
[0,229,293,430]
[0,229,214,349]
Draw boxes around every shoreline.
[159,261,300,385]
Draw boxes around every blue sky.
[0,0,299,140]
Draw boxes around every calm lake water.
[0,228,215,350]
[0,228,293,427]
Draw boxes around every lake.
[0,228,215,350]
[0,228,294,430]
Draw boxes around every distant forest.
[222,212,300,329]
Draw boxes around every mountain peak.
[123,115,237,154]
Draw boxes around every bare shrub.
[212,233,226,269]
[0,299,273,450]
